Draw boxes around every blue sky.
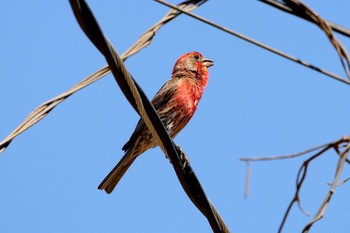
[1,1,350,232]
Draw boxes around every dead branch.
[259,0,350,37]
[155,0,350,85]
[283,0,350,79]
[69,0,229,232]
[239,136,350,233]
[0,0,206,154]
[302,143,350,232]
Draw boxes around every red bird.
[98,51,214,194]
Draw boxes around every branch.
[69,0,229,232]
[259,0,350,37]
[0,0,206,154]
[277,144,332,233]
[302,143,350,232]
[240,141,331,162]
[240,136,350,233]
[283,0,350,80]
[155,0,350,85]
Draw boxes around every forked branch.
[240,136,350,233]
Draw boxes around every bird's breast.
[176,80,203,113]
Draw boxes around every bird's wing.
[121,78,177,151]
[122,118,146,151]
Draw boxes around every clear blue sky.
[1,1,350,232]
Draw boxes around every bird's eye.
[194,55,199,60]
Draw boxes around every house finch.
[98,51,214,194]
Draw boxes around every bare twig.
[0,0,206,154]
[155,0,350,85]
[0,66,110,154]
[244,161,251,199]
[327,177,350,186]
[259,0,350,37]
[277,144,331,233]
[283,0,350,80]
[302,143,350,233]
[239,136,350,233]
[69,1,229,232]
[240,141,331,162]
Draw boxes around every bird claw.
[167,145,190,169]
[176,145,190,169]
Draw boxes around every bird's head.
[172,52,214,77]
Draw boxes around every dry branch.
[0,0,206,154]
[69,0,229,232]
[302,142,350,233]
[283,0,350,80]
[0,1,231,232]
[236,1,350,231]
[240,136,350,233]
[155,0,350,86]
[259,0,350,37]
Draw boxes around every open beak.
[202,57,214,68]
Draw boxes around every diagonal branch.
[69,0,229,232]
[240,141,332,162]
[283,0,350,80]
[302,143,350,233]
[0,0,206,154]
[155,0,350,86]
[259,0,350,37]
[277,144,332,233]
[239,136,350,233]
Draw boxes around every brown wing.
[122,78,177,151]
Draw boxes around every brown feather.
[98,52,213,193]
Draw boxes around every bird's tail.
[98,149,138,194]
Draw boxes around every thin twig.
[238,136,350,233]
[155,0,350,85]
[277,144,332,233]
[0,0,206,154]
[302,144,350,233]
[244,161,251,199]
[259,0,350,37]
[240,141,331,162]
[327,176,350,186]
[283,0,350,80]
[69,1,229,232]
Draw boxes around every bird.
[98,51,214,194]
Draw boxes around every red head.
[172,52,214,79]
